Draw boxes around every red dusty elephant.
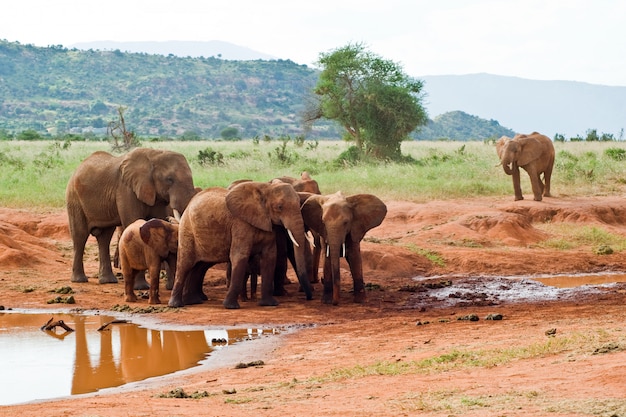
[118,218,179,305]
[65,148,196,285]
[301,191,387,305]
[168,181,313,309]
[496,132,555,201]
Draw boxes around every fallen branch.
[97,319,129,331]
[41,318,74,332]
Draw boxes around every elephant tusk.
[305,231,316,248]
[341,243,346,258]
[173,209,182,222]
[287,228,300,248]
[326,245,330,258]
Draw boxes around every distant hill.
[420,74,626,138]
[2,40,624,141]
[0,40,513,140]
[70,40,277,61]
[413,111,514,140]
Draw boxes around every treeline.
[1,40,516,141]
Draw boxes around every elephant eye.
[165,176,174,185]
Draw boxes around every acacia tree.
[306,43,428,159]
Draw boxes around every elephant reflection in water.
[71,316,211,395]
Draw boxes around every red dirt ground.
[1,195,626,416]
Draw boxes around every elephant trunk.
[283,218,313,300]
[502,159,515,175]
[327,241,343,306]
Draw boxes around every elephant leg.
[512,166,524,201]
[310,234,321,283]
[543,167,553,197]
[133,271,150,290]
[527,168,543,201]
[321,249,334,304]
[70,230,90,283]
[96,226,118,284]
[250,271,258,301]
[345,242,366,304]
[168,254,201,307]
[183,262,211,305]
[124,269,139,303]
[273,228,289,296]
[224,257,248,309]
[148,264,162,305]
[164,258,175,291]
[258,251,279,307]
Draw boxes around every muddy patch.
[401,274,626,310]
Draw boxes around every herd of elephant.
[65,132,553,309]
[65,148,388,309]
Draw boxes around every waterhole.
[0,310,278,405]
[534,272,626,288]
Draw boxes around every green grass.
[536,224,626,251]
[1,139,626,208]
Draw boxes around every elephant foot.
[533,196,543,202]
[167,295,184,308]
[353,291,366,304]
[99,274,119,284]
[133,276,150,290]
[321,293,334,304]
[71,273,89,283]
[223,299,241,309]
[149,297,161,305]
[273,286,288,296]
[182,293,205,305]
[514,196,524,201]
[258,296,279,307]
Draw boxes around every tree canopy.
[309,43,428,159]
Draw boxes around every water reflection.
[0,312,273,405]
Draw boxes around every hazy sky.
[2,0,626,86]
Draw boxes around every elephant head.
[224,181,313,306]
[120,148,197,221]
[301,191,387,305]
[496,132,555,201]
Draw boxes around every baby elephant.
[119,218,179,304]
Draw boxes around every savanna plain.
[1,139,626,417]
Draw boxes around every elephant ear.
[225,181,273,232]
[516,136,544,166]
[496,136,510,160]
[139,219,170,258]
[346,194,387,242]
[120,149,157,206]
[300,194,326,236]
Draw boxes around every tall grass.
[1,139,625,208]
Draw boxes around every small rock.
[485,313,503,320]
[545,328,557,337]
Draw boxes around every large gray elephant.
[496,132,555,201]
[301,191,387,305]
[168,181,313,309]
[66,148,196,285]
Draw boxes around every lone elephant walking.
[496,132,555,201]
[65,147,196,285]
